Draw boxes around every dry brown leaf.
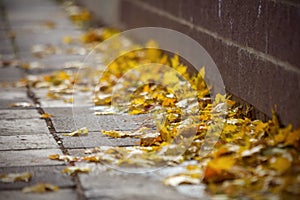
[10,102,33,108]
[0,172,32,183]
[40,113,53,119]
[62,127,88,136]
[163,174,201,186]
[48,154,79,162]
[62,166,91,175]
[22,183,59,193]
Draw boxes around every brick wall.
[79,0,300,127]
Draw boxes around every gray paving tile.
[79,170,193,200]
[52,113,153,133]
[0,109,39,119]
[0,89,27,99]
[0,149,63,167]
[0,88,33,109]
[59,132,138,149]
[18,54,86,74]
[14,30,82,52]
[0,119,49,136]
[0,67,23,82]
[0,189,77,200]
[0,100,35,110]
[0,134,58,150]
[4,0,74,29]
[32,88,92,108]
[0,166,74,189]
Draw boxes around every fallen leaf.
[269,157,291,174]
[0,172,32,183]
[207,156,236,173]
[163,174,201,186]
[48,154,79,162]
[10,102,33,108]
[63,127,88,136]
[94,111,115,115]
[285,127,300,147]
[22,183,59,193]
[40,113,53,119]
[62,166,91,175]
[101,127,151,138]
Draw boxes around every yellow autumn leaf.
[285,127,300,147]
[145,40,161,62]
[207,156,236,173]
[101,127,149,138]
[269,157,291,174]
[62,127,88,137]
[40,113,53,119]
[62,166,91,175]
[171,54,179,68]
[0,172,32,183]
[162,98,177,107]
[22,183,59,193]
[48,154,79,162]
[62,35,72,44]
[63,97,74,103]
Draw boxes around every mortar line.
[26,85,86,200]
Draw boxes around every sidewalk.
[0,0,198,199]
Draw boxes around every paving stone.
[0,109,39,119]
[32,88,91,108]
[0,31,13,54]
[0,88,34,109]
[43,107,155,133]
[0,149,63,167]
[18,54,86,74]
[0,89,27,99]
[0,100,35,110]
[4,0,74,29]
[14,30,82,52]
[0,166,74,189]
[0,67,23,82]
[52,113,154,133]
[78,170,194,200]
[0,134,58,150]
[0,119,49,136]
[0,189,77,200]
[59,132,138,149]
